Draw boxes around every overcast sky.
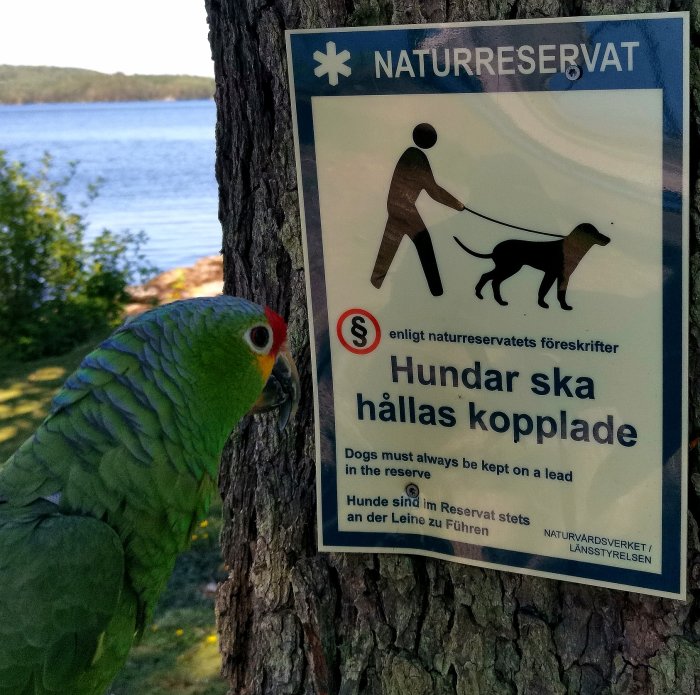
[0,0,213,76]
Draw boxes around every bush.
[0,152,156,361]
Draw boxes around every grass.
[0,335,228,695]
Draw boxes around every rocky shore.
[126,255,223,315]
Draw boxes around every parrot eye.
[245,324,273,354]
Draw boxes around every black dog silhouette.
[454,223,610,310]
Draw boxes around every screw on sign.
[336,308,381,354]
[405,483,420,498]
[565,64,582,80]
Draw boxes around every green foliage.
[0,152,156,360]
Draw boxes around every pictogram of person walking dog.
[370,122,611,310]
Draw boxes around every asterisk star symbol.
[313,41,351,86]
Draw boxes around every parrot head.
[117,295,300,437]
[251,306,300,430]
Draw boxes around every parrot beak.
[253,344,300,431]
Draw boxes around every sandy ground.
[126,255,224,315]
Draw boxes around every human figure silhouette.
[370,123,465,296]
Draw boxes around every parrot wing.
[0,500,128,694]
[46,333,141,419]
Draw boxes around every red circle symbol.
[337,308,381,354]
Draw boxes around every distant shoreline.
[0,97,214,107]
[0,65,215,105]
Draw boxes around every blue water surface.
[0,100,221,272]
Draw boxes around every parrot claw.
[253,345,300,431]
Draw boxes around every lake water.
[0,100,221,272]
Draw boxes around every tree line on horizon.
[0,65,214,105]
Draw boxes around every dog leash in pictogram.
[460,204,566,239]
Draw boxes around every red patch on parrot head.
[265,306,287,356]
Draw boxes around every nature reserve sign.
[287,13,689,598]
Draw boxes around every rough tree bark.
[205,1,700,693]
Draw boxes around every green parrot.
[0,296,299,695]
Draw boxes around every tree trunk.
[206,1,700,693]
